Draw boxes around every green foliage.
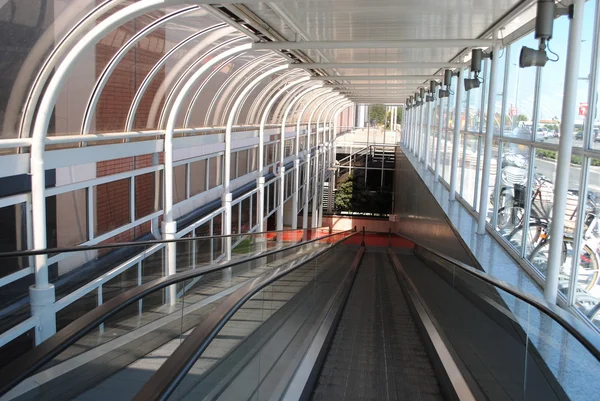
[535,149,600,166]
[396,107,403,124]
[334,174,392,216]
[369,104,387,125]
[536,149,557,160]
[516,114,529,122]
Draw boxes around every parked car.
[575,130,584,140]
[535,128,546,141]
[594,129,600,142]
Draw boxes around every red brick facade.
[95,9,165,244]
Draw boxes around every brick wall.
[95,8,165,245]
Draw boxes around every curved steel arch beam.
[300,92,342,228]
[247,71,307,125]
[288,88,331,124]
[280,85,327,229]
[245,69,304,124]
[164,43,253,225]
[216,58,287,127]
[230,66,302,126]
[311,97,349,227]
[162,43,256,276]
[254,76,311,232]
[184,53,244,127]
[318,97,347,150]
[245,70,306,124]
[156,33,244,129]
[9,0,123,139]
[185,53,274,128]
[200,52,275,127]
[294,90,336,150]
[81,6,201,134]
[29,0,180,342]
[216,58,286,127]
[270,80,315,124]
[124,23,228,131]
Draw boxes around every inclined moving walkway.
[1,231,600,401]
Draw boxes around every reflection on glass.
[494,142,530,235]
[574,158,600,328]
[461,134,479,207]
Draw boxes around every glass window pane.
[230,152,238,180]
[94,178,131,237]
[575,158,600,327]
[173,164,186,204]
[504,33,538,141]
[238,149,248,176]
[209,155,223,189]
[189,159,207,196]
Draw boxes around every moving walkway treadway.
[2,231,600,401]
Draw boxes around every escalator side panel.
[397,252,569,401]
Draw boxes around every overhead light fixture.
[519,0,565,68]
[464,49,488,91]
[464,77,481,91]
[439,69,457,98]
[519,46,549,68]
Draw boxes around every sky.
[500,1,597,122]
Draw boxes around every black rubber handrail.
[0,227,325,258]
[392,232,600,363]
[132,231,359,401]
[0,229,353,397]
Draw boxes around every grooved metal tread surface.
[311,248,445,401]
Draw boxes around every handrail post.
[477,32,500,232]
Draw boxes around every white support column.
[546,0,585,304]
[277,166,286,231]
[302,93,340,228]
[403,108,408,146]
[424,98,433,168]
[406,107,410,147]
[413,106,419,156]
[312,98,344,228]
[477,35,501,233]
[419,103,425,162]
[257,77,311,233]
[222,65,288,255]
[435,96,444,181]
[449,66,465,200]
[28,0,170,343]
[283,86,326,229]
[408,108,413,151]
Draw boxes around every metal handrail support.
[390,233,600,362]
[132,230,359,401]
[0,229,354,397]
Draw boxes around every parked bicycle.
[505,188,600,293]
[495,172,553,231]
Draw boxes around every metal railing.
[0,228,352,397]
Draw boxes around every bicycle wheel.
[497,206,525,231]
[529,238,599,292]
[506,222,547,257]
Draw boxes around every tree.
[396,107,403,124]
[335,174,369,211]
[516,114,528,122]
[369,104,387,125]
[334,174,392,216]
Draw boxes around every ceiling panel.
[245,0,525,65]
